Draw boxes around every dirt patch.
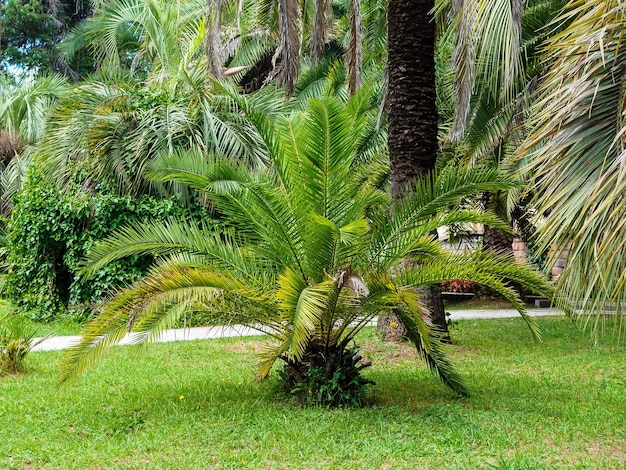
[358,336,472,365]
[585,439,626,461]
[223,339,271,354]
[358,337,419,365]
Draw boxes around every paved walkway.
[31,308,563,352]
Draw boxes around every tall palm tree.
[59,96,560,404]
[384,0,450,337]
[520,0,626,337]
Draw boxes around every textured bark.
[347,0,362,96]
[311,0,326,65]
[481,191,514,255]
[418,285,448,339]
[205,0,224,78]
[449,0,477,142]
[240,52,274,94]
[383,0,449,339]
[377,311,407,341]
[478,191,514,299]
[387,0,438,199]
[475,225,515,300]
[482,225,514,255]
[277,0,301,96]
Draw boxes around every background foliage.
[2,167,202,321]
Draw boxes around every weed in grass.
[0,313,46,375]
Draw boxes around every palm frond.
[60,263,271,384]
[369,165,518,268]
[359,275,469,396]
[519,0,626,336]
[276,268,334,361]
[81,218,258,282]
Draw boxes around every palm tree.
[519,0,626,337]
[0,74,68,158]
[0,74,68,213]
[59,96,560,404]
[60,0,207,80]
[440,0,568,257]
[384,0,451,338]
[38,72,274,197]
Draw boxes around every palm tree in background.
[520,0,626,338]
[0,74,68,213]
[60,0,370,96]
[440,0,568,257]
[37,73,277,197]
[383,0,450,337]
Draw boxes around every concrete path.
[31,308,564,352]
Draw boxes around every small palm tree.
[0,314,46,376]
[0,74,68,214]
[60,96,561,404]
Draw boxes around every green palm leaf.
[520,0,626,337]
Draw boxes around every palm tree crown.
[60,95,562,402]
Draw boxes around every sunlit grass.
[0,317,623,469]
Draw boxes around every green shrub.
[3,168,203,321]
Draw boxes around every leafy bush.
[3,168,200,321]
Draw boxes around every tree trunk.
[311,0,326,65]
[205,0,224,78]
[476,192,515,299]
[387,0,438,198]
[482,225,514,255]
[481,190,514,255]
[277,0,301,96]
[381,0,449,340]
[347,0,362,96]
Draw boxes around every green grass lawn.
[443,297,539,310]
[0,317,624,469]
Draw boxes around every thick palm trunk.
[381,0,449,340]
[477,225,515,299]
[387,0,438,197]
[482,226,514,255]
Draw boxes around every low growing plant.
[0,314,44,375]
[441,279,475,293]
[279,343,374,407]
